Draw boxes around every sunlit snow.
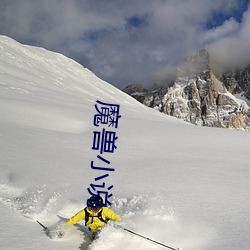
[0,36,249,250]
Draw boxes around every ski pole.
[37,220,48,231]
[122,227,180,250]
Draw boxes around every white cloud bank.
[0,0,249,88]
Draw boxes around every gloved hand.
[56,230,64,238]
[113,223,123,229]
[56,223,71,238]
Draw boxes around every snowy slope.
[0,36,250,250]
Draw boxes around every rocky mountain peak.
[177,49,210,78]
[123,49,250,130]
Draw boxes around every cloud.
[200,18,240,45]
[209,4,250,69]
[0,0,249,89]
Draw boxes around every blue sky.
[205,0,249,28]
[0,0,249,89]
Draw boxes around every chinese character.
[94,101,121,128]
[92,128,118,154]
[91,155,115,171]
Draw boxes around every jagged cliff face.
[217,66,250,99]
[123,49,250,130]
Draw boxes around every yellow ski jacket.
[67,207,121,233]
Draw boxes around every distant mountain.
[123,49,250,130]
[217,66,250,100]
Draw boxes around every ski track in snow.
[0,180,211,250]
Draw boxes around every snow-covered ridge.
[0,35,141,105]
[0,35,159,134]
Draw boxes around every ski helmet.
[88,195,104,207]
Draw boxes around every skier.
[66,195,122,239]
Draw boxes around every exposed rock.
[123,83,146,95]
[122,84,147,103]
[217,66,250,99]
[123,49,250,130]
